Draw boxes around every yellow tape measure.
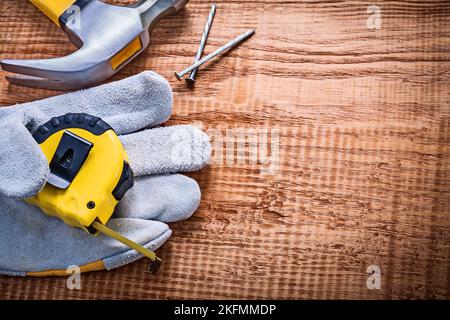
[27,113,161,274]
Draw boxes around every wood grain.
[0,0,450,299]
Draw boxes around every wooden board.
[0,0,449,299]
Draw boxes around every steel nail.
[175,30,255,81]
[186,3,217,85]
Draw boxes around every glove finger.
[114,174,201,223]
[121,125,211,177]
[0,118,49,199]
[0,195,171,275]
[6,71,172,135]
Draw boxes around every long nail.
[186,3,217,85]
[175,30,255,81]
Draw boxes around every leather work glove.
[0,71,211,276]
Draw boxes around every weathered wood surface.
[0,0,449,299]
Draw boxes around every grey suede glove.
[0,71,211,276]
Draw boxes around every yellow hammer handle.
[29,0,77,27]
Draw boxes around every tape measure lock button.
[112,161,134,201]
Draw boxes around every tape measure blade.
[91,221,158,262]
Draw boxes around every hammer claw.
[1,59,73,82]
[5,73,104,91]
[1,47,111,90]
[5,74,64,91]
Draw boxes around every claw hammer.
[0,0,189,91]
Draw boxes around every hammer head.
[0,0,188,90]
